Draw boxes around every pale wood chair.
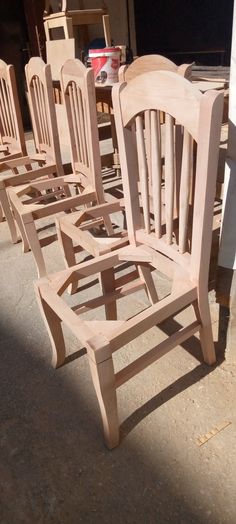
[43,1,111,49]
[0,55,66,246]
[0,60,28,236]
[6,57,114,278]
[118,54,192,82]
[35,71,223,448]
[56,58,128,292]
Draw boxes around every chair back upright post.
[0,59,27,161]
[25,57,64,175]
[112,71,224,284]
[60,58,105,205]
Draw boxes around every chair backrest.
[60,58,105,203]
[0,59,26,159]
[112,71,223,285]
[25,57,63,173]
[119,55,192,82]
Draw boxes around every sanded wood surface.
[36,70,223,448]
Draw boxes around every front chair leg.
[9,199,30,252]
[34,284,66,368]
[88,354,119,449]
[23,218,46,277]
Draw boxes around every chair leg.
[100,267,117,320]
[88,354,119,449]
[0,188,18,243]
[23,219,47,277]
[9,200,30,252]
[56,223,78,294]
[35,285,66,368]
[193,295,216,365]
[0,202,3,222]
[138,265,159,304]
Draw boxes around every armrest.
[1,163,57,188]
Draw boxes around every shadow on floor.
[0,303,228,524]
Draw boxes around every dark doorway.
[0,0,31,128]
[134,0,234,66]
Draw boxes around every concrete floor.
[0,138,236,523]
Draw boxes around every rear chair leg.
[0,202,3,222]
[88,355,119,449]
[100,267,117,320]
[193,295,216,365]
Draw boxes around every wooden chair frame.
[56,59,128,291]
[0,60,28,230]
[0,56,65,246]
[6,58,119,278]
[35,71,223,449]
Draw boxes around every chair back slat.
[135,114,150,233]
[179,129,193,254]
[25,57,63,171]
[150,109,162,238]
[61,59,105,202]
[113,71,224,281]
[0,60,26,156]
[65,78,90,176]
[165,113,175,244]
[0,80,15,138]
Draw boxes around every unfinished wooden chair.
[43,1,111,50]
[118,54,192,82]
[0,55,67,246]
[35,71,223,448]
[8,58,121,276]
[0,60,27,163]
[0,60,28,235]
[55,58,128,291]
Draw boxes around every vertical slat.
[2,79,13,137]
[77,86,89,167]
[165,113,175,244]
[0,79,10,136]
[144,110,151,181]
[174,123,183,218]
[136,114,150,233]
[179,129,193,253]
[72,82,85,164]
[7,85,17,139]
[39,79,50,146]
[33,77,44,144]
[0,81,8,137]
[151,110,162,238]
[37,77,47,145]
[68,84,81,164]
